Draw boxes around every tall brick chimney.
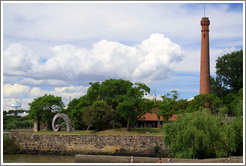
[200,17,210,94]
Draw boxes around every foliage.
[116,82,151,131]
[159,91,187,123]
[211,50,243,97]
[87,79,133,109]
[29,94,65,130]
[218,116,243,157]
[210,76,227,97]
[186,93,223,114]
[230,88,243,117]
[64,96,90,130]
[149,100,162,128]
[66,79,151,131]
[83,100,114,131]
[3,110,33,130]
[3,136,20,154]
[163,110,243,159]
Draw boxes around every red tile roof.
[139,112,164,121]
[168,114,177,121]
[138,112,176,121]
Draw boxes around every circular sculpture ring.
[52,113,73,132]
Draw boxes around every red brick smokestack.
[200,17,210,94]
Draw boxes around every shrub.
[6,122,17,130]
[3,136,20,154]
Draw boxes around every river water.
[3,154,75,163]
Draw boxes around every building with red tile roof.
[136,112,176,128]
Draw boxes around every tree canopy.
[29,94,64,130]
[65,79,151,131]
[83,100,114,131]
[186,93,223,114]
[211,50,243,97]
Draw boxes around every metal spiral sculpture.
[52,113,73,132]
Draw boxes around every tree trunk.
[37,120,40,131]
[47,120,53,130]
[157,115,161,129]
[87,125,91,131]
[34,119,40,132]
[126,115,131,131]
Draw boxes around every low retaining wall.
[10,133,170,157]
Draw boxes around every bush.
[163,110,243,159]
[3,136,20,154]
[6,122,17,130]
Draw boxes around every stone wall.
[10,133,170,157]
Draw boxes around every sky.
[1,1,244,111]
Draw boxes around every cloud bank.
[4,33,184,86]
[3,84,89,110]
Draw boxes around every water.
[3,154,75,163]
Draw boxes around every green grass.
[31,128,164,136]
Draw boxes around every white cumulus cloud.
[3,33,184,86]
[3,83,30,98]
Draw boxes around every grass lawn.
[32,128,164,136]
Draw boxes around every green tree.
[186,93,223,114]
[116,82,151,131]
[211,50,243,97]
[64,96,90,130]
[219,116,243,157]
[82,100,114,131]
[29,94,64,130]
[163,110,221,159]
[159,91,186,123]
[87,79,133,109]
[163,109,243,159]
[230,88,243,117]
[150,100,162,129]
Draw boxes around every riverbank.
[75,155,243,163]
[3,154,74,163]
[4,154,243,163]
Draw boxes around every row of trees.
[3,110,33,130]
[28,80,153,131]
[27,81,191,132]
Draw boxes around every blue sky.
[2,2,244,110]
